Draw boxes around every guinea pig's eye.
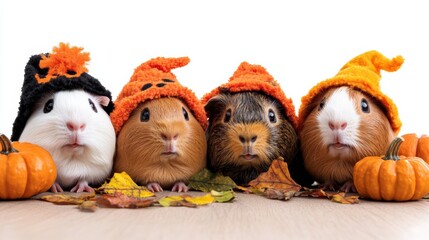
[182,107,189,121]
[88,99,98,113]
[361,98,370,113]
[224,109,232,123]
[318,98,326,111]
[43,99,54,113]
[140,108,150,122]
[268,109,277,123]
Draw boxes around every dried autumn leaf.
[294,188,328,198]
[210,190,235,203]
[40,192,96,205]
[158,196,197,208]
[79,200,98,212]
[97,192,155,208]
[188,168,237,192]
[97,172,154,198]
[328,192,359,204]
[248,157,301,192]
[185,193,215,205]
[264,189,296,201]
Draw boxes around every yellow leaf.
[97,172,154,198]
[185,193,215,205]
[158,196,197,208]
[329,192,360,204]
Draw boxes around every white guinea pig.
[300,86,395,192]
[19,89,116,193]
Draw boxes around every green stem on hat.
[382,137,404,161]
[0,134,18,155]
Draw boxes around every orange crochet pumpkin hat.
[110,57,207,134]
[298,50,404,134]
[201,61,298,130]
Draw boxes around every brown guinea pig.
[205,91,299,185]
[114,97,207,192]
[300,86,395,192]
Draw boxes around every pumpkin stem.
[382,137,404,161]
[0,134,18,154]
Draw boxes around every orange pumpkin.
[0,134,57,199]
[398,133,429,164]
[353,137,429,201]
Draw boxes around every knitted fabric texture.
[110,57,207,134]
[298,50,403,134]
[201,61,298,130]
[11,43,114,141]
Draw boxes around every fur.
[205,92,298,185]
[114,98,207,189]
[19,90,116,189]
[300,87,395,188]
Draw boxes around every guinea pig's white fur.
[300,86,394,191]
[317,87,360,151]
[19,90,115,192]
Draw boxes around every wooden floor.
[1,191,428,240]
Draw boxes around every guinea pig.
[300,86,395,192]
[113,97,207,192]
[19,89,116,193]
[204,91,299,185]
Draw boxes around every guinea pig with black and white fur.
[110,57,208,192]
[298,50,404,192]
[202,62,310,186]
[11,43,116,193]
[19,90,115,192]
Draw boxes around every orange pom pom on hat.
[110,57,207,134]
[201,61,298,130]
[298,50,404,134]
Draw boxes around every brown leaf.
[328,192,359,204]
[40,193,96,205]
[79,200,98,212]
[264,189,296,201]
[294,188,328,198]
[97,192,155,208]
[248,157,301,192]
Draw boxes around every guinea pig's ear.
[204,95,227,118]
[95,96,111,107]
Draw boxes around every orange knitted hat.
[110,57,207,134]
[298,50,404,134]
[201,61,298,130]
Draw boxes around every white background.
[1,0,427,138]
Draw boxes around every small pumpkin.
[398,133,429,164]
[0,134,57,199]
[353,137,429,201]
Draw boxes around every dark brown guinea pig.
[202,62,311,186]
[297,50,404,192]
[110,57,208,192]
[204,91,298,185]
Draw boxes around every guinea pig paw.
[70,181,95,193]
[50,182,64,193]
[339,181,356,193]
[319,180,337,192]
[171,182,189,192]
[147,183,163,192]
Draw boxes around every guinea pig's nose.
[161,133,179,141]
[329,121,347,130]
[239,135,258,143]
[67,122,86,131]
